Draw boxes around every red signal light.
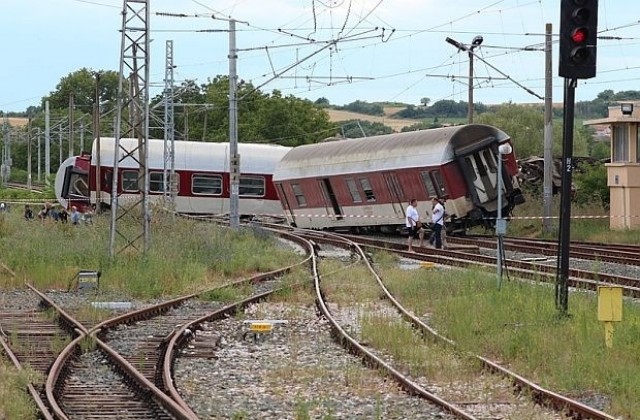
[571,28,587,43]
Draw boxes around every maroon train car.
[273,124,524,233]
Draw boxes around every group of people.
[405,197,446,253]
[24,202,87,225]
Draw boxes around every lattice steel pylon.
[109,0,151,257]
[163,40,176,211]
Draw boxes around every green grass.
[0,209,301,297]
[378,259,640,419]
[0,360,40,420]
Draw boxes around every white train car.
[273,124,524,232]
[55,138,291,215]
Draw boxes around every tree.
[476,103,588,158]
[420,97,430,107]
[150,76,333,146]
[337,120,393,138]
[42,68,119,112]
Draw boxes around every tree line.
[1,67,632,187]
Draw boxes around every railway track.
[335,233,640,297]
[294,228,617,419]
[0,220,631,419]
[4,182,45,193]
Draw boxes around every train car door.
[383,173,405,218]
[459,147,498,205]
[276,183,296,225]
[319,178,343,220]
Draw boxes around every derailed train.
[55,124,524,232]
[55,138,291,215]
[273,124,524,233]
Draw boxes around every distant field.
[7,117,28,127]
[326,108,421,131]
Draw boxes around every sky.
[0,0,638,114]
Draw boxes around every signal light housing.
[559,0,598,79]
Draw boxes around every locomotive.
[272,124,525,233]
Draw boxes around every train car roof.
[273,124,510,181]
[92,138,291,173]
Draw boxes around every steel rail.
[340,234,640,296]
[307,231,479,420]
[0,335,55,420]
[161,228,315,416]
[354,246,617,420]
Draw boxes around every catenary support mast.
[109,0,151,257]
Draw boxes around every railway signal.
[558,0,598,79]
[557,0,598,316]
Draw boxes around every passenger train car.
[55,138,291,215]
[272,124,525,233]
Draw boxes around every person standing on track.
[406,199,424,252]
[430,197,445,249]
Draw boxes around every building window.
[346,179,362,203]
[359,178,376,202]
[239,176,265,197]
[192,174,222,195]
[636,127,640,163]
[122,170,139,192]
[291,183,306,206]
[613,124,629,162]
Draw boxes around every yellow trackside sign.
[597,286,622,322]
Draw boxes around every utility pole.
[543,23,554,234]
[229,18,240,229]
[37,128,41,183]
[1,114,9,186]
[94,71,102,213]
[45,101,50,184]
[69,94,74,158]
[58,125,63,165]
[80,123,85,152]
[27,115,32,190]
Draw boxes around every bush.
[574,163,609,209]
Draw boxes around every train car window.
[431,170,447,197]
[122,170,139,192]
[359,178,376,202]
[239,176,265,197]
[192,174,222,195]
[483,150,497,173]
[464,157,478,181]
[346,179,362,203]
[473,154,488,177]
[103,170,112,191]
[420,171,438,197]
[291,184,307,206]
[149,172,164,193]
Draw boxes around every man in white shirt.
[405,199,423,252]
[430,197,445,249]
